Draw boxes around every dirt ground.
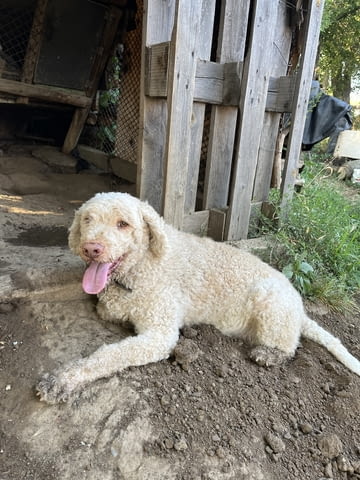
[0,145,359,480]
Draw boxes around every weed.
[261,159,360,311]
[282,259,314,296]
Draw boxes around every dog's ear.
[68,209,82,254]
[141,202,167,258]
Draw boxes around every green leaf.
[282,264,293,279]
[299,262,314,275]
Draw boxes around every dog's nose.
[82,242,104,259]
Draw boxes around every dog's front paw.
[36,373,73,404]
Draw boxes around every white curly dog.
[37,192,360,403]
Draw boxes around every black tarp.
[302,81,352,152]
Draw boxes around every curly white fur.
[36,192,360,403]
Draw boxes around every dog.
[36,192,360,403]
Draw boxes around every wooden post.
[162,0,203,228]
[252,1,292,202]
[62,108,91,155]
[137,0,175,212]
[225,0,279,240]
[62,5,123,154]
[280,0,325,214]
[203,0,250,211]
[21,0,48,84]
[184,0,216,215]
[15,0,48,105]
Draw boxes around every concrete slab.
[334,130,360,159]
[32,145,77,173]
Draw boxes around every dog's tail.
[301,316,360,376]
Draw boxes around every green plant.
[282,259,314,296]
[260,160,360,311]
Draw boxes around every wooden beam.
[145,42,170,97]
[145,50,299,113]
[62,5,123,154]
[185,0,216,215]
[144,54,243,106]
[182,211,209,236]
[225,0,279,240]
[207,208,227,241]
[62,108,90,154]
[266,76,296,113]
[21,0,48,84]
[203,0,250,211]
[280,0,325,215]
[193,60,224,105]
[0,78,91,107]
[85,5,123,98]
[137,0,176,212]
[252,0,293,203]
[162,0,204,228]
[222,62,243,105]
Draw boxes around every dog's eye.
[117,220,129,229]
[84,215,92,224]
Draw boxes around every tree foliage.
[318,0,360,101]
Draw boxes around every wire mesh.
[81,1,142,162]
[0,2,36,80]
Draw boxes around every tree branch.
[335,6,360,23]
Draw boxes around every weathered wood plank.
[137,0,175,212]
[145,42,170,97]
[62,108,89,154]
[184,0,217,216]
[182,210,209,236]
[222,62,242,105]
[193,60,224,105]
[280,0,325,214]
[252,0,293,203]
[207,208,227,241]
[62,5,123,154]
[162,0,204,227]
[144,55,242,106]
[86,5,123,97]
[203,0,250,211]
[225,0,279,240]
[266,76,297,113]
[21,0,48,84]
[0,78,90,107]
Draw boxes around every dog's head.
[68,192,168,294]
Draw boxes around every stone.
[299,422,313,434]
[318,434,343,458]
[173,338,202,370]
[174,437,188,451]
[264,432,286,454]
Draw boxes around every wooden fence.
[136,0,324,240]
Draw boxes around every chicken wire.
[0,2,36,81]
[82,2,142,163]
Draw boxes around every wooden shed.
[0,0,324,240]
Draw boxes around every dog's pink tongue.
[82,261,112,294]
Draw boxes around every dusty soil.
[0,145,359,480]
